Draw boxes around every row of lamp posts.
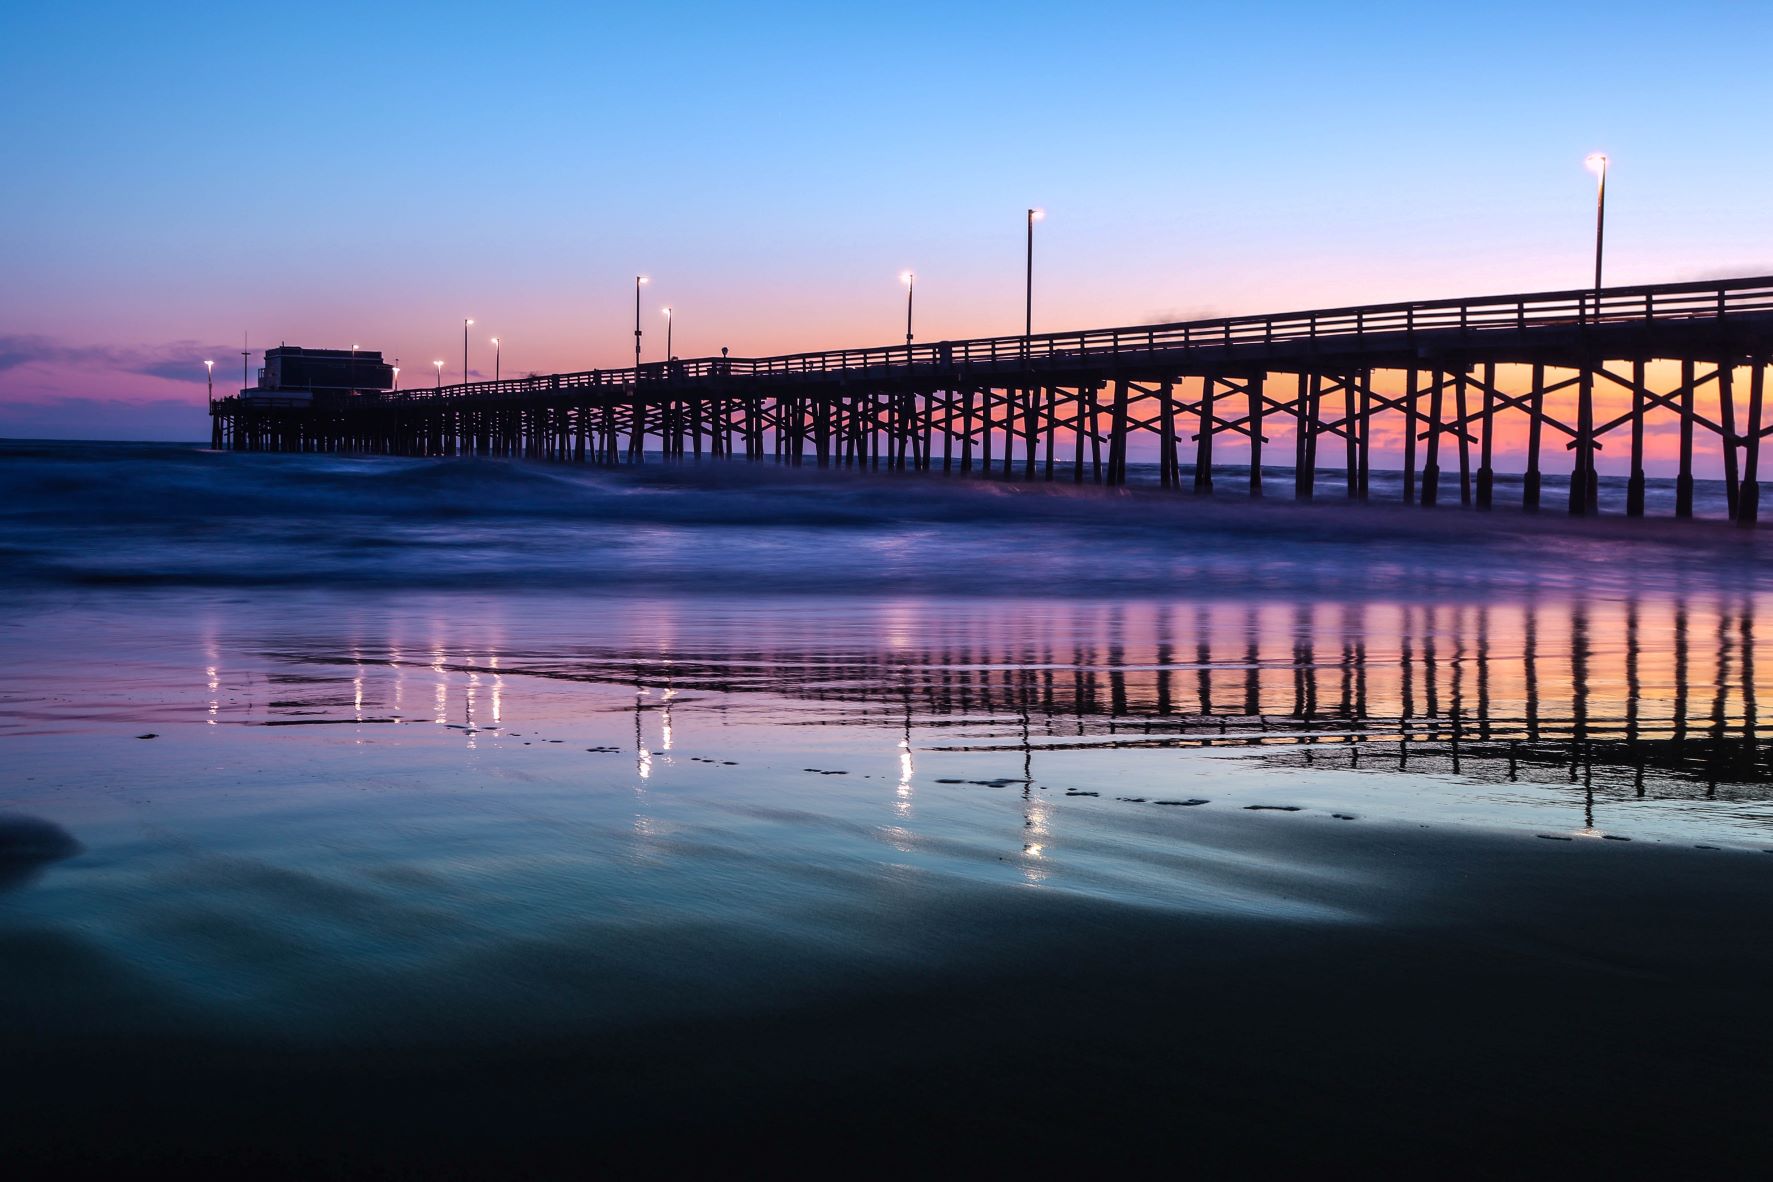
[211,163,1609,398]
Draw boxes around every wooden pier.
[213,275,1773,522]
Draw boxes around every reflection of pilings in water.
[1710,609,1732,797]
[1524,609,1540,743]
[635,691,652,779]
[1674,603,1691,747]
[1475,604,1491,742]
[1745,609,1760,748]
[267,595,1773,793]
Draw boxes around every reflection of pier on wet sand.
[265,593,1771,802]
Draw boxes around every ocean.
[3,440,1772,1174]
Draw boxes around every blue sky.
[2,0,1770,437]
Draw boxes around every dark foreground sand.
[6,816,1771,1177]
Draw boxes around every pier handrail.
[243,274,1773,407]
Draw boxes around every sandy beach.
[3,445,1772,1174]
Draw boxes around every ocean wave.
[0,441,1765,598]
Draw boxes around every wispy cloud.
[1682,264,1773,283]
[0,396,207,441]
[0,335,232,381]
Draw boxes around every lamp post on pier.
[663,307,673,365]
[634,276,649,372]
[900,271,915,346]
[1025,208,1043,341]
[463,318,474,386]
[392,362,400,392]
[434,359,444,390]
[491,338,501,382]
[1585,153,1608,300]
[204,359,214,408]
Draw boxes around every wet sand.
[4,589,1773,1174]
[4,446,1773,1174]
[6,821,1772,1174]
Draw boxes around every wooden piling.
[1422,371,1444,507]
[1677,358,1696,518]
[1476,362,1495,509]
[1720,361,1741,519]
[1247,374,1265,498]
[1742,361,1765,525]
[1195,374,1215,493]
[1523,364,1544,512]
[1455,368,1472,507]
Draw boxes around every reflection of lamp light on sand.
[896,738,914,818]
[204,630,220,725]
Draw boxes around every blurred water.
[0,441,1759,599]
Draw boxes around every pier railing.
[350,274,1773,406]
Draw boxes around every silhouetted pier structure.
[214,276,1773,521]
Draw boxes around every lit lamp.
[634,276,649,371]
[900,271,915,346]
[434,359,444,390]
[203,359,215,407]
[491,337,501,382]
[1025,208,1044,339]
[663,307,673,364]
[1584,153,1609,304]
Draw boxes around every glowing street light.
[662,306,673,365]
[1025,208,1044,339]
[900,271,915,347]
[462,318,474,386]
[634,276,649,372]
[434,359,444,390]
[1584,153,1609,301]
[491,337,501,382]
[203,359,214,408]
[392,362,401,391]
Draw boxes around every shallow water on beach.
[4,444,1773,1171]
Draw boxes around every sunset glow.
[4,3,1770,442]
